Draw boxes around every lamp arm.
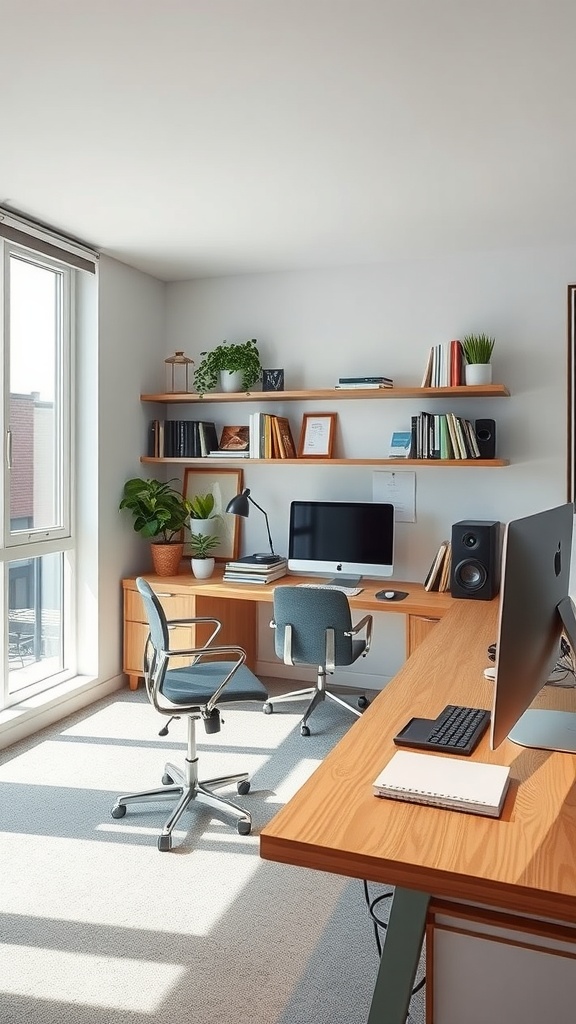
[248,495,276,556]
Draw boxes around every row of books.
[249,413,297,459]
[423,540,452,592]
[421,340,463,388]
[334,375,394,390]
[222,555,288,585]
[409,411,481,460]
[148,419,219,458]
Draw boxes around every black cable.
[362,880,425,1006]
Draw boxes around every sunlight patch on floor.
[0,942,185,1012]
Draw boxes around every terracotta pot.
[151,542,184,576]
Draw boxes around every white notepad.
[372,750,510,818]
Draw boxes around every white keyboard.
[297,583,363,597]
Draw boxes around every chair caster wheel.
[237,780,250,796]
[111,803,126,818]
[161,773,173,785]
[300,724,310,737]
[237,818,251,835]
[357,696,370,710]
[263,701,273,714]
[158,834,172,852]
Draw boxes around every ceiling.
[3,0,576,281]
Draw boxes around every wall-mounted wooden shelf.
[141,456,509,467]
[140,384,510,403]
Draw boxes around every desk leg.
[367,887,429,1024]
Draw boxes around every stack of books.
[148,419,219,458]
[421,341,463,388]
[248,414,297,459]
[423,541,452,592]
[223,555,288,585]
[408,411,481,460]
[334,375,394,389]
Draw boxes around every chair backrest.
[136,577,170,655]
[272,586,354,667]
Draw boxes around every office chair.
[265,586,373,736]
[111,577,268,851]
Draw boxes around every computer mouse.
[376,590,396,600]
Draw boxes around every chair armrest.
[165,615,222,651]
[346,614,373,652]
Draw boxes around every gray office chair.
[265,585,373,736]
[111,577,268,851]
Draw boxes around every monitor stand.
[508,596,576,752]
[326,575,361,587]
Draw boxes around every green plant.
[189,532,220,558]
[193,338,262,394]
[187,492,222,520]
[119,477,189,543]
[461,333,495,365]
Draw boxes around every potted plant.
[193,338,262,394]
[461,334,495,386]
[119,477,190,576]
[189,531,220,579]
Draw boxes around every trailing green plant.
[461,333,495,365]
[189,531,220,558]
[187,492,222,520]
[119,477,190,543]
[193,338,262,394]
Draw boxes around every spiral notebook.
[372,750,510,818]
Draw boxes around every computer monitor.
[490,502,576,751]
[288,500,394,585]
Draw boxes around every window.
[0,212,97,709]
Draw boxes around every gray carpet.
[0,682,424,1023]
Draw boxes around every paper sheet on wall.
[372,471,416,523]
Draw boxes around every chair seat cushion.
[161,661,268,706]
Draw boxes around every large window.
[0,214,96,709]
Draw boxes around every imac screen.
[490,502,576,751]
[288,500,394,582]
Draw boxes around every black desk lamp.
[225,488,279,563]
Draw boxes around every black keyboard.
[393,704,491,756]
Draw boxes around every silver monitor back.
[490,502,576,751]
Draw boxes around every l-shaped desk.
[122,570,576,1023]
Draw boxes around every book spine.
[338,376,393,384]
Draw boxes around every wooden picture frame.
[298,412,337,458]
[569,284,576,502]
[183,467,243,561]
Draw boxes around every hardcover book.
[219,425,250,451]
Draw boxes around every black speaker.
[474,418,496,459]
[450,520,501,600]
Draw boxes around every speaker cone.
[454,559,487,590]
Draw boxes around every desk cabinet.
[122,576,257,689]
[407,614,441,657]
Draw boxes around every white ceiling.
[3,0,576,281]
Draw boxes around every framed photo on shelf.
[298,412,337,458]
[182,467,243,561]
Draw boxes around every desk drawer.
[124,587,195,624]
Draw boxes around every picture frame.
[298,412,337,458]
[262,368,285,392]
[183,467,243,561]
[569,285,576,502]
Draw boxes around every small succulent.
[461,334,495,365]
[189,532,220,558]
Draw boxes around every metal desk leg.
[367,887,429,1024]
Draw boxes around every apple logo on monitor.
[555,541,562,577]
[336,563,343,572]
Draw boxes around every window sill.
[0,673,123,751]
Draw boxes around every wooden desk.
[122,569,454,690]
[260,598,576,1023]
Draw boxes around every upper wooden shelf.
[140,384,510,404]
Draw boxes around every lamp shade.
[225,489,251,517]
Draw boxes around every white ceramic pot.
[191,557,215,579]
[189,517,219,539]
[465,363,492,386]
[219,370,244,392]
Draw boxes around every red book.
[449,340,463,387]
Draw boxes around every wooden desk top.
[123,568,455,619]
[260,598,576,925]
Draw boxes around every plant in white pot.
[186,492,223,540]
[119,477,189,576]
[193,338,262,394]
[461,334,495,386]
[189,531,220,579]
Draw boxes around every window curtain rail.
[0,206,98,273]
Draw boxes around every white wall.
[165,244,575,682]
